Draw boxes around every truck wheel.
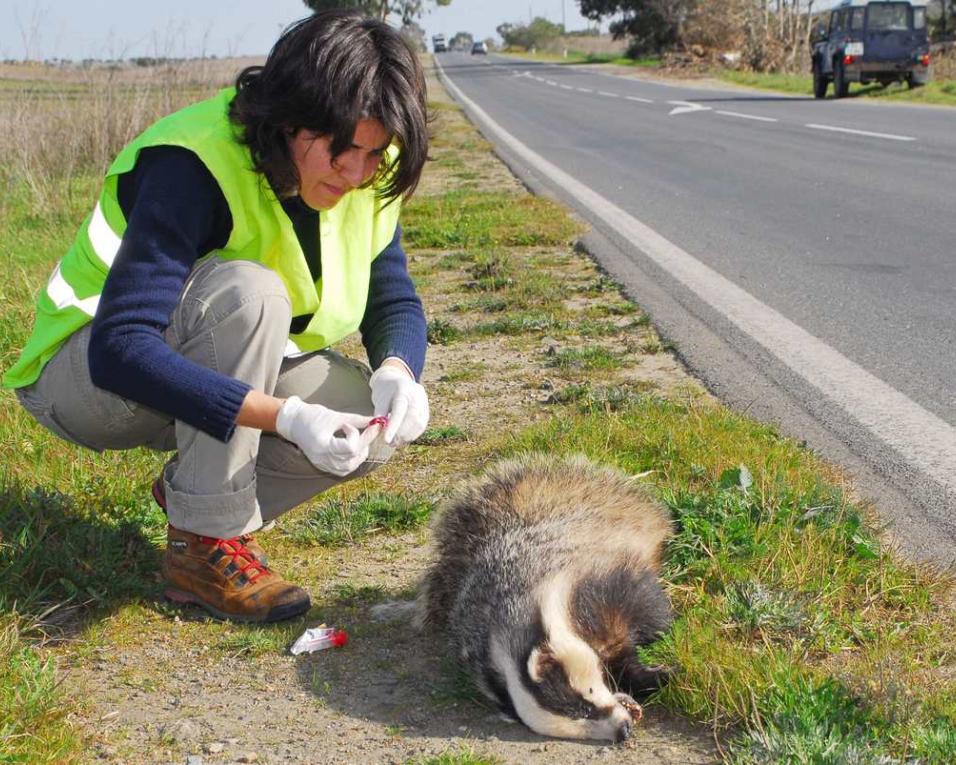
[834,60,849,98]
[813,62,829,99]
[907,73,926,89]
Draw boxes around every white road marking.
[546,80,558,86]
[598,90,619,97]
[626,95,654,103]
[716,110,779,123]
[436,58,956,496]
[668,100,712,116]
[806,123,916,142]
[559,84,574,90]
[576,87,593,93]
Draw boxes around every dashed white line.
[576,87,593,93]
[545,80,557,86]
[806,123,916,141]
[625,95,654,103]
[559,84,574,90]
[716,110,779,123]
[597,90,619,97]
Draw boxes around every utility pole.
[562,0,566,32]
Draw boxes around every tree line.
[301,1,954,73]
[578,1,954,71]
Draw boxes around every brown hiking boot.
[162,526,310,623]
[152,477,270,565]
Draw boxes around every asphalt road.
[436,52,956,566]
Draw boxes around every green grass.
[449,296,509,314]
[410,747,502,765]
[504,50,660,68]
[0,613,82,764]
[403,191,583,249]
[545,346,624,371]
[281,492,435,547]
[550,382,658,412]
[470,311,569,338]
[507,397,956,763]
[719,69,956,106]
[437,362,488,383]
[427,318,464,345]
[415,425,468,445]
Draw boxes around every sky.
[0,0,602,62]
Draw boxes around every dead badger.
[417,453,674,742]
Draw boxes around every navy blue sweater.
[88,146,426,443]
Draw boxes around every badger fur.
[417,453,674,742]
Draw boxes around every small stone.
[186,756,204,765]
[236,754,259,763]
[161,718,202,744]
[204,742,224,754]
[224,738,240,745]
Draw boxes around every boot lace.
[198,536,269,583]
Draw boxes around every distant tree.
[497,17,564,50]
[449,31,474,50]
[302,0,451,25]
[577,0,692,56]
[400,20,428,51]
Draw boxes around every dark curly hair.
[229,9,428,203]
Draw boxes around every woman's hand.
[368,361,429,446]
[275,396,372,476]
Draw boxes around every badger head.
[484,573,651,742]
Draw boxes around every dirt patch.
[60,63,719,765]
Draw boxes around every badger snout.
[614,717,633,743]
[612,692,643,742]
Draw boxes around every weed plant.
[282,493,435,547]
[411,746,502,765]
[545,346,624,371]
[415,426,468,445]
[470,312,569,337]
[427,318,463,345]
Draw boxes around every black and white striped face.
[485,575,636,741]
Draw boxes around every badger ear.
[527,643,556,683]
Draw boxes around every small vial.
[290,626,349,655]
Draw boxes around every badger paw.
[615,692,643,723]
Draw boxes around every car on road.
[471,41,488,55]
[432,34,447,53]
[811,0,930,99]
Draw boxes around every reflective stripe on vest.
[44,201,121,317]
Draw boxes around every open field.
[1,57,954,764]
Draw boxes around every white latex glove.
[275,396,372,476]
[368,364,430,446]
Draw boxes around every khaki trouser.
[16,256,392,538]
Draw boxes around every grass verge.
[719,69,956,105]
[507,48,956,106]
